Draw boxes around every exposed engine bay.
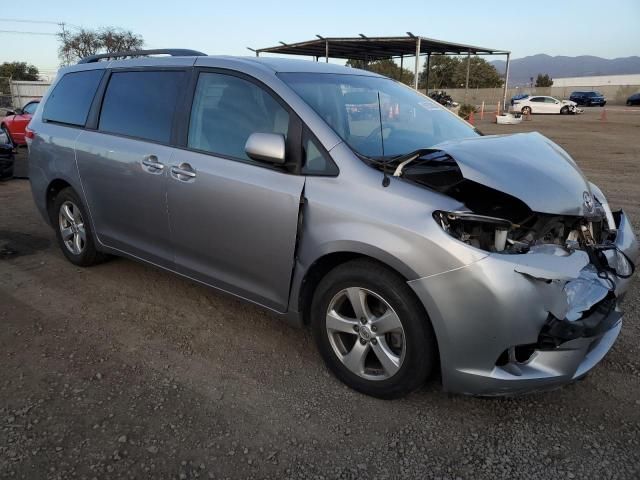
[369,133,636,283]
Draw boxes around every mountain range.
[490,54,640,85]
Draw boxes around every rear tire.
[310,259,437,399]
[52,187,107,267]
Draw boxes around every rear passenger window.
[43,70,104,126]
[99,71,184,143]
[188,72,289,162]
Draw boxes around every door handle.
[141,154,164,172]
[171,163,197,181]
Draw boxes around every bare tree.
[99,29,144,54]
[58,27,144,65]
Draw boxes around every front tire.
[311,259,436,399]
[560,106,569,114]
[521,106,532,115]
[53,188,107,266]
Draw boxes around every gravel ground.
[1,108,639,479]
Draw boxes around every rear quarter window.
[43,70,104,126]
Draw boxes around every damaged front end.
[398,133,638,395]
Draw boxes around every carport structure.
[253,34,511,108]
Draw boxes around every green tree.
[0,62,40,81]
[452,56,503,88]
[346,59,414,86]
[58,27,144,65]
[420,56,502,89]
[535,73,553,87]
[419,56,460,89]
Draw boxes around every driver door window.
[187,73,289,163]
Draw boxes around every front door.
[76,69,187,268]
[167,71,305,312]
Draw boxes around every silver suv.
[27,50,638,398]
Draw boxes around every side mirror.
[245,132,286,165]
[14,108,23,115]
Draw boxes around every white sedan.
[513,95,579,115]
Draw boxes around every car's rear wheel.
[521,106,532,115]
[311,259,436,399]
[53,188,107,266]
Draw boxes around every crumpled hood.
[433,132,592,216]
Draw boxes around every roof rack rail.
[78,48,207,64]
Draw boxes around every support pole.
[425,53,431,95]
[464,49,471,103]
[325,40,329,63]
[413,37,421,90]
[502,52,511,113]
[399,55,404,83]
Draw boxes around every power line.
[0,17,60,25]
[0,18,81,30]
[0,30,58,36]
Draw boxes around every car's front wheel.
[53,188,107,266]
[521,106,532,115]
[311,259,436,399]
[560,106,569,114]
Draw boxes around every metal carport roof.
[253,34,512,109]
[256,35,509,60]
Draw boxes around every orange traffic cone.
[600,108,607,122]
[468,111,475,125]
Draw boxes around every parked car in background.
[569,91,606,107]
[626,93,640,106]
[27,49,638,399]
[513,95,579,114]
[510,93,529,106]
[1,100,39,146]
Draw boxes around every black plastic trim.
[78,49,206,64]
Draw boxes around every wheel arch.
[294,245,422,327]
[45,178,74,224]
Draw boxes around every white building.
[552,74,640,87]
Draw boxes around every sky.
[1,0,639,78]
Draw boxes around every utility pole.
[59,22,69,65]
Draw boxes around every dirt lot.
[1,108,639,479]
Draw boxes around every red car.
[1,100,39,146]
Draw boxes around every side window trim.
[178,67,303,174]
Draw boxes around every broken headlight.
[434,210,517,252]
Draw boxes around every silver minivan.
[28,50,638,398]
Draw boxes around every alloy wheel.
[325,287,406,381]
[58,201,86,255]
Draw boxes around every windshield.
[279,73,478,159]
